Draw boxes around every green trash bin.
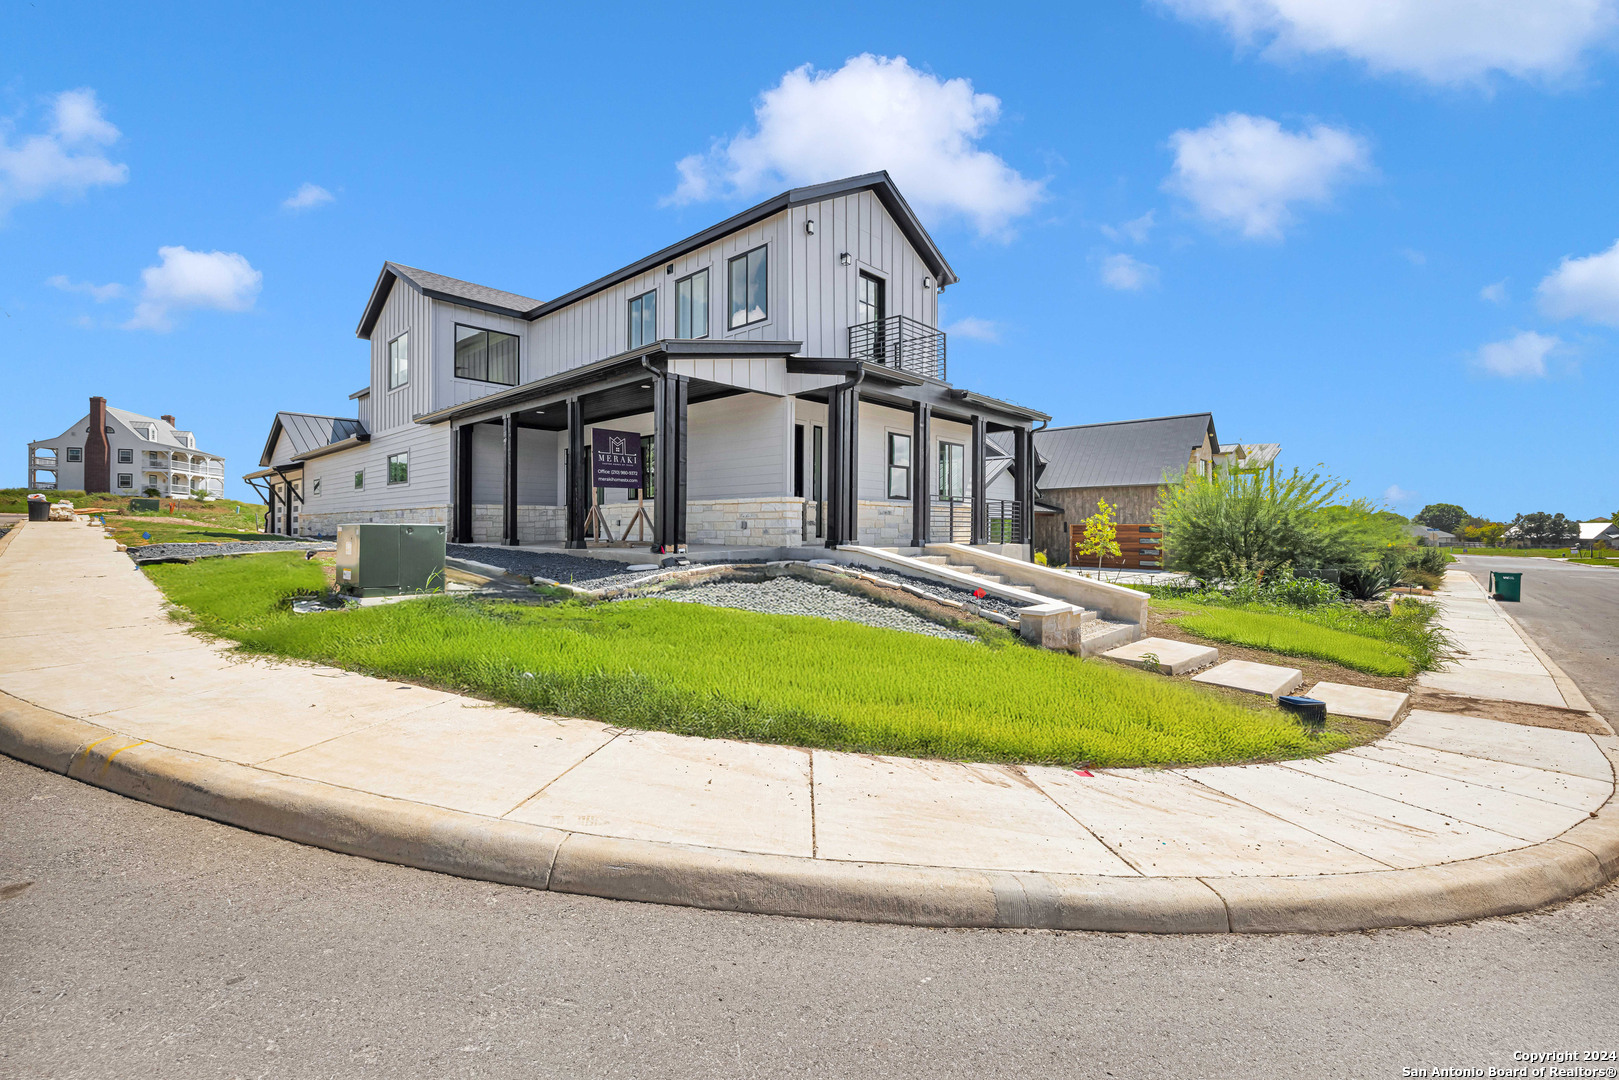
[1490,570,1522,602]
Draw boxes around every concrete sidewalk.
[2,521,1616,932]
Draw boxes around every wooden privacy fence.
[1070,522,1164,569]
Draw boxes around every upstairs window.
[117,448,133,463]
[628,290,657,349]
[887,433,911,500]
[388,332,410,389]
[675,269,708,339]
[728,245,767,329]
[66,447,82,462]
[454,324,520,385]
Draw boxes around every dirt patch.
[1408,688,1613,735]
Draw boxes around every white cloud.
[944,316,1000,342]
[46,274,123,301]
[0,88,128,217]
[125,246,262,331]
[665,54,1043,237]
[1383,484,1419,506]
[1481,279,1508,303]
[282,182,334,211]
[1473,330,1559,377]
[1100,253,1160,290]
[1536,238,1619,325]
[1153,0,1619,85]
[1101,210,1156,244]
[1400,248,1426,266]
[1163,113,1371,240]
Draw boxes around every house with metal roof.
[27,396,225,498]
[1031,413,1277,562]
[244,172,1046,551]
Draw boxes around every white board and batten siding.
[433,300,534,414]
[368,280,435,436]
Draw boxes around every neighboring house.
[245,172,1047,549]
[1031,413,1222,559]
[1406,524,1459,547]
[1213,442,1279,477]
[27,396,226,497]
[1579,521,1618,549]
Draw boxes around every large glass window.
[887,432,911,500]
[727,245,767,329]
[938,442,965,501]
[388,452,409,484]
[675,269,708,339]
[628,290,657,349]
[388,331,409,389]
[454,325,520,385]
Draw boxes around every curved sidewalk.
[2,522,1616,933]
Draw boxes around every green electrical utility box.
[334,523,447,598]
[129,498,160,513]
[1489,570,1522,602]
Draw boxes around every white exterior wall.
[295,424,451,534]
[29,410,225,496]
[433,300,534,413]
[368,278,435,435]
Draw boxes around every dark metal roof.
[258,411,368,467]
[1034,413,1217,490]
[356,172,957,339]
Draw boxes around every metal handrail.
[849,315,946,381]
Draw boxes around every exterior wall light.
[805,219,816,235]
[839,252,852,266]
[666,263,675,274]
[922,276,933,289]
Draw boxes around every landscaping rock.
[647,577,976,641]
[128,539,333,565]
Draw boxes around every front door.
[858,272,886,362]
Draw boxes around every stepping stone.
[1306,681,1409,724]
[1103,636,1219,675]
[1192,659,1303,700]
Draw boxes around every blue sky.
[5,1,1617,520]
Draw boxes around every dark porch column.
[502,412,519,546]
[825,383,860,547]
[266,482,278,536]
[1013,425,1035,546]
[910,401,931,547]
[970,416,987,545]
[565,397,587,549]
[451,423,474,544]
[652,372,688,551]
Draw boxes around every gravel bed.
[643,577,977,641]
[129,539,334,564]
[446,545,765,591]
[833,566,1029,619]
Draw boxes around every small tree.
[1414,503,1468,534]
[1076,498,1122,569]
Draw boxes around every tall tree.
[1414,503,1468,534]
[1508,512,1578,547]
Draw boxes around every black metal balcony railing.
[926,498,1024,545]
[849,315,946,381]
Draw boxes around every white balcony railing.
[30,455,58,469]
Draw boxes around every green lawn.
[143,553,1353,769]
[1440,546,1579,558]
[1163,604,1416,676]
[107,519,265,547]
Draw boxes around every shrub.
[1033,551,1049,566]
[1157,467,1343,581]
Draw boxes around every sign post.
[589,429,651,545]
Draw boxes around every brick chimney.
[85,396,111,493]
[161,414,176,427]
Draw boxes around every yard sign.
[591,429,643,488]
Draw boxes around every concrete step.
[971,574,1006,584]
[912,555,949,565]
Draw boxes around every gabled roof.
[258,411,368,467]
[1580,521,1618,541]
[1034,413,1218,490]
[356,172,958,339]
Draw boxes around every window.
[640,435,656,499]
[727,245,767,329]
[312,478,322,496]
[388,331,409,389]
[628,290,657,349]
[938,442,965,501]
[387,452,408,484]
[887,432,911,500]
[354,470,364,489]
[675,269,709,339]
[858,272,885,326]
[117,473,132,488]
[66,447,82,462]
[117,448,133,463]
[454,324,520,385]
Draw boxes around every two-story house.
[244,172,1045,551]
[28,397,226,498]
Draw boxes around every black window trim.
[886,430,911,501]
[66,446,82,462]
[674,267,710,340]
[453,322,521,386]
[387,330,410,391]
[117,448,134,464]
[727,243,769,331]
[627,289,658,350]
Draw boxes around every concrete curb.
[5,690,1617,934]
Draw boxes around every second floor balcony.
[849,315,946,382]
[30,455,58,470]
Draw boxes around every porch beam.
[970,416,987,545]
[910,401,931,547]
[565,397,586,549]
[502,412,519,546]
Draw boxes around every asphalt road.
[4,754,1617,1080]
[1453,555,1619,718]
